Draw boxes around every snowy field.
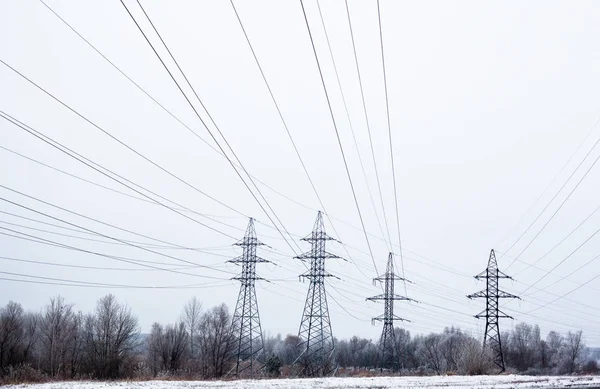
[6,376,600,389]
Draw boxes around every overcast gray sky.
[1,0,600,346]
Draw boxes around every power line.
[0,189,236,275]
[527,271,600,315]
[121,0,301,256]
[344,0,394,252]
[0,143,296,243]
[503,124,600,269]
[314,0,391,252]
[0,270,230,289]
[505,146,600,271]
[512,202,600,276]
[298,0,378,277]
[0,254,213,272]
[515,223,600,296]
[37,0,320,247]
[0,94,240,242]
[229,0,378,285]
[0,181,234,257]
[376,0,407,295]
[0,58,251,227]
[36,0,344,257]
[496,114,600,249]
[0,219,232,258]
[0,228,229,281]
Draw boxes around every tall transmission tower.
[228,218,268,377]
[367,252,413,370]
[295,211,340,376]
[467,249,519,373]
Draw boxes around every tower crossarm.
[371,314,410,323]
[228,255,270,264]
[299,271,338,280]
[497,289,520,299]
[467,290,487,299]
[367,294,414,302]
[474,308,514,320]
[295,251,340,261]
[232,276,266,282]
[373,274,411,284]
[474,270,513,280]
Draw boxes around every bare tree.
[440,327,466,372]
[83,294,140,379]
[38,296,76,377]
[197,304,232,378]
[21,312,39,366]
[562,330,585,374]
[416,334,445,373]
[508,322,537,371]
[0,301,25,374]
[546,331,564,370]
[181,297,202,361]
[456,337,493,375]
[166,322,188,373]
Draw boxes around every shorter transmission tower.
[295,211,340,377]
[228,218,269,377]
[467,249,519,373]
[367,252,413,370]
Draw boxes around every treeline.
[0,296,597,383]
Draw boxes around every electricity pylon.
[367,252,413,371]
[228,218,268,377]
[467,249,519,373]
[295,211,339,376]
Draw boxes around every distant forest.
[0,295,598,384]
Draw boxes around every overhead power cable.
[513,201,600,276]
[0,58,249,222]
[497,114,600,250]
[27,0,421,277]
[0,188,236,274]
[298,0,378,276]
[314,0,391,251]
[0,219,232,258]
[0,254,211,272]
[0,227,229,280]
[376,0,408,294]
[229,0,378,285]
[0,180,233,258]
[0,144,294,243]
[504,122,600,269]
[0,270,229,289]
[344,0,394,252]
[0,69,242,240]
[514,223,600,296]
[120,0,301,256]
[36,0,321,247]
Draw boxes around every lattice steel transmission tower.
[228,218,268,377]
[467,249,519,373]
[367,252,413,371]
[295,211,340,377]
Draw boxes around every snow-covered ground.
[6,375,600,389]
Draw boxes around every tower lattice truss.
[367,252,413,370]
[467,249,519,373]
[229,218,269,377]
[296,211,340,377]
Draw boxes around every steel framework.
[467,249,519,373]
[295,211,339,376]
[228,218,268,377]
[367,252,413,370]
